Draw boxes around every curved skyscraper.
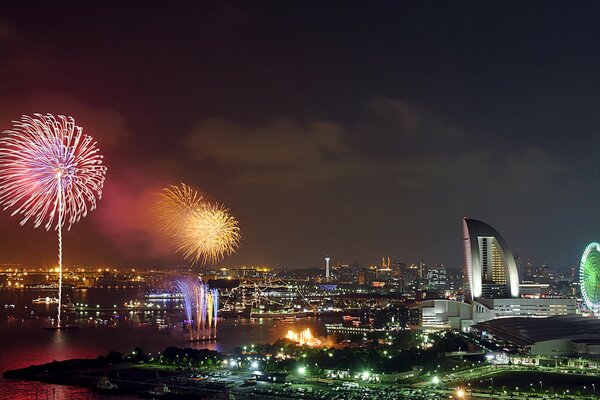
[463,218,519,300]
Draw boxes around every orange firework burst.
[176,202,240,265]
[155,183,240,265]
[155,183,203,236]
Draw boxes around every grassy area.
[466,370,600,396]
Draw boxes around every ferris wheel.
[580,242,600,316]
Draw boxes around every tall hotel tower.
[463,218,519,300]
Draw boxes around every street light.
[539,381,543,391]
[298,366,306,375]
[456,388,465,399]
[593,383,596,395]
[432,376,440,385]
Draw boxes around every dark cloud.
[0,91,131,147]
[184,98,569,195]
[367,97,467,144]
[185,118,358,185]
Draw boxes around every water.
[0,288,326,399]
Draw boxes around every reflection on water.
[0,288,328,398]
[0,382,132,400]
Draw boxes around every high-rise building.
[426,264,447,291]
[391,261,405,279]
[463,218,519,300]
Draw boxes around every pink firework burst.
[0,114,107,230]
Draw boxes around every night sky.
[1,1,600,269]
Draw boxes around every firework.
[286,328,321,347]
[176,278,219,340]
[155,183,240,266]
[176,280,195,340]
[176,202,240,265]
[0,114,107,326]
[155,183,203,236]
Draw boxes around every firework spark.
[0,114,107,326]
[176,203,240,265]
[155,183,240,265]
[286,328,322,347]
[176,278,219,340]
[155,183,203,236]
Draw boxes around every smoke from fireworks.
[0,114,106,326]
[156,183,240,265]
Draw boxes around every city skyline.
[2,2,600,268]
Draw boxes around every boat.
[145,292,183,300]
[25,283,74,290]
[95,377,118,392]
[148,383,170,396]
[250,308,298,318]
[43,324,79,330]
[32,297,59,304]
[187,336,219,343]
[219,304,252,318]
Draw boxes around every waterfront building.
[463,218,520,299]
[518,283,550,298]
[473,315,600,356]
[417,299,473,330]
[413,295,577,330]
[473,297,577,322]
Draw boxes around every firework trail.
[155,183,240,266]
[176,278,219,340]
[176,279,195,340]
[0,114,106,326]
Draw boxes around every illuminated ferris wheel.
[580,242,600,316]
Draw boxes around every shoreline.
[2,350,232,399]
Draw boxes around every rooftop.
[473,315,600,346]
